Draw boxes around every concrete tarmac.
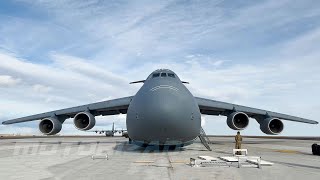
[0,136,319,180]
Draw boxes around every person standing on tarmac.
[235,131,243,155]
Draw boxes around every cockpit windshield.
[151,71,176,79]
[161,73,167,77]
[152,73,160,78]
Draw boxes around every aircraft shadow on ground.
[113,141,189,153]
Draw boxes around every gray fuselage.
[126,69,201,146]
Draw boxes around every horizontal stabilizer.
[130,80,145,84]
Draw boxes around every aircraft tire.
[169,145,176,150]
[312,144,320,155]
[312,144,317,155]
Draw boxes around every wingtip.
[312,119,319,124]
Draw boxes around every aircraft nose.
[127,83,201,144]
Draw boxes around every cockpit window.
[152,73,160,78]
[161,73,167,77]
[168,73,175,78]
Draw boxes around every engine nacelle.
[39,117,62,135]
[73,111,96,131]
[227,112,249,130]
[260,118,284,135]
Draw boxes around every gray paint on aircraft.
[127,69,201,145]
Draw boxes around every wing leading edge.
[195,97,318,124]
[2,96,134,125]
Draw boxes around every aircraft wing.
[2,96,134,125]
[195,97,318,124]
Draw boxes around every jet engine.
[73,111,96,131]
[227,112,249,130]
[259,118,284,135]
[39,117,62,135]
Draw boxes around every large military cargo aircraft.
[90,122,116,136]
[2,69,318,146]
[90,122,128,137]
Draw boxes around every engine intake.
[227,112,249,130]
[39,117,62,135]
[74,111,96,131]
[260,118,284,135]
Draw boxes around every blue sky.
[0,0,319,136]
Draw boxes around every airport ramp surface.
[0,136,319,180]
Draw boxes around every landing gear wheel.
[129,138,132,144]
[169,145,176,150]
[312,144,317,155]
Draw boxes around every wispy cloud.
[0,75,21,87]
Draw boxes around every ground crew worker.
[235,131,243,155]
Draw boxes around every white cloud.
[281,27,320,57]
[201,115,206,127]
[0,52,135,104]
[32,84,52,93]
[0,75,21,87]
[50,53,129,87]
